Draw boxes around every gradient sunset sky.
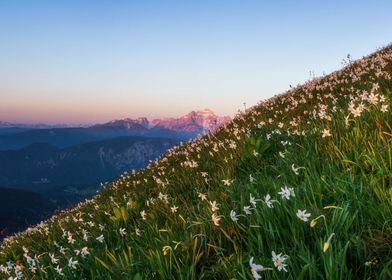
[1,1,392,124]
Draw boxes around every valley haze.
[0,109,230,239]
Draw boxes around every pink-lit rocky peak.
[151,109,231,133]
[90,109,231,134]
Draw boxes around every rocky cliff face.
[152,109,231,133]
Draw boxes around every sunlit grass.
[0,44,391,279]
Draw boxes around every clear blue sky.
[1,0,391,124]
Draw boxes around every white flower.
[222,179,232,186]
[158,192,165,200]
[140,210,147,220]
[211,213,222,226]
[68,257,78,269]
[291,164,304,175]
[170,205,178,213]
[230,210,239,222]
[82,229,89,241]
[296,209,311,222]
[0,265,9,274]
[249,174,255,183]
[249,194,257,207]
[368,92,379,104]
[96,235,105,243]
[264,194,275,208]
[350,104,364,117]
[243,206,253,215]
[266,133,271,140]
[281,140,290,146]
[119,228,127,237]
[55,265,64,276]
[49,253,59,264]
[322,129,331,138]
[81,246,90,257]
[198,192,207,201]
[249,257,268,279]
[67,232,75,244]
[278,186,295,200]
[381,104,388,112]
[59,246,66,255]
[210,201,220,212]
[272,251,288,272]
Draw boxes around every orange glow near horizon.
[0,96,239,125]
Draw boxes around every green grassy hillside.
[1,44,392,279]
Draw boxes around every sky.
[1,1,392,124]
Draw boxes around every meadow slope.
[1,44,392,279]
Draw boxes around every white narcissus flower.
[296,209,311,222]
[140,210,147,220]
[322,129,331,138]
[291,164,304,175]
[211,213,222,226]
[198,192,207,201]
[55,265,64,276]
[67,232,75,244]
[249,194,257,207]
[278,186,295,200]
[59,246,66,255]
[96,235,105,243]
[49,253,59,264]
[368,92,379,104]
[68,258,78,269]
[119,228,127,237]
[249,257,269,279]
[230,210,239,222]
[222,179,232,186]
[381,104,388,112]
[264,194,275,208]
[272,251,288,272]
[82,229,89,241]
[243,206,253,215]
[209,201,219,212]
[170,205,178,213]
[81,247,90,257]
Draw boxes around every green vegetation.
[1,44,391,279]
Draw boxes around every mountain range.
[0,121,72,129]
[0,109,229,237]
[92,109,230,133]
[0,109,230,150]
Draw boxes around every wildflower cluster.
[0,43,391,279]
